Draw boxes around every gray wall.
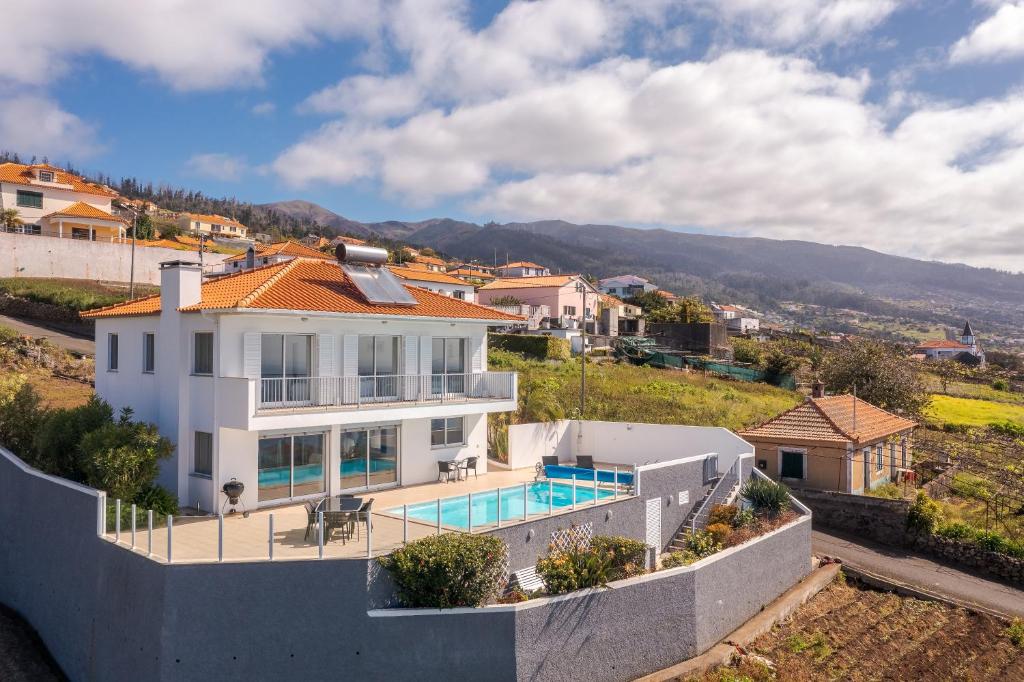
[0,447,810,682]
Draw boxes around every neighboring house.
[221,240,334,272]
[598,274,657,300]
[598,294,644,336]
[389,265,476,302]
[655,289,678,303]
[412,254,447,272]
[913,321,985,366]
[712,305,760,334]
[330,235,367,248]
[301,235,330,249]
[448,267,496,284]
[181,213,249,240]
[477,275,599,330]
[740,392,916,494]
[495,261,550,278]
[0,162,125,241]
[82,255,520,512]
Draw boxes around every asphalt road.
[813,528,1024,618]
[0,315,94,356]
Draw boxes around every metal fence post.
[437,498,442,535]
[522,482,528,521]
[147,509,153,556]
[468,492,473,531]
[167,515,173,564]
[496,488,502,528]
[318,510,324,559]
[593,468,598,506]
[366,509,373,558]
[218,513,224,562]
[403,504,409,544]
[115,499,121,543]
[613,466,619,500]
[130,503,137,549]
[269,514,274,561]
[572,477,577,510]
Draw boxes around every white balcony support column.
[58,220,63,239]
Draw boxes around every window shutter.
[243,333,261,379]
[318,334,335,376]
[419,336,432,375]
[404,336,418,399]
[342,335,358,376]
[470,336,483,373]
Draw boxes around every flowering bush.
[705,523,732,547]
[537,547,612,594]
[591,535,648,579]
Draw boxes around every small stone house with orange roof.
[740,392,916,494]
[81,254,520,512]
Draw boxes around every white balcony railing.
[257,372,516,410]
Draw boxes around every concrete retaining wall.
[0,233,227,284]
[0,446,811,682]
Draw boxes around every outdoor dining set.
[303,495,373,544]
[436,456,480,483]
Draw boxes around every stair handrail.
[688,458,740,533]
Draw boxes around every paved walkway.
[0,314,94,356]
[813,528,1024,618]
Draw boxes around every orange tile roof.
[187,213,246,229]
[480,275,583,290]
[0,163,118,198]
[83,259,521,321]
[448,267,496,280]
[42,201,126,224]
[740,395,916,444]
[500,261,545,269]
[223,240,333,263]
[331,235,367,246]
[655,289,678,300]
[413,254,446,266]
[388,266,470,286]
[914,340,970,350]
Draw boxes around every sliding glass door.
[261,333,313,404]
[339,425,400,491]
[432,338,466,394]
[257,432,326,503]
[358,336,401,400]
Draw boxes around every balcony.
[255,372,517,412]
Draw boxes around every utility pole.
[576,281,587,417]
[129,206,137,298]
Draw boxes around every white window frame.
[430,416,466,448]
[563,305,577,316]
[38,170,54,182]
[142,332,155,373]
[107,333,118,371]
[777,446,807,481]
[192,431,213,478]
[875,444,884,472]
[192,331,214,376]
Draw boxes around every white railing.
[257,372,516,410]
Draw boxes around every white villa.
[83,252,519,513]
[181,212,250,240]
[0,163,126,241]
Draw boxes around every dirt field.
[0,605,65,681]
[687,576,1024,682]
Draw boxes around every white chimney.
[159,260,203,311]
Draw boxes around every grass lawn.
[921,374,1024,405]
[491,350,801,432]
[0,277,159,312]
[924,394,1024,428]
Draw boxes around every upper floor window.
[142,332,155,373]
[193,332,214,375]
[452,290,465,300]
[875,445,884,471]
[107,333,119,371]
[38,170,54,182]
[16,190,43,209]
[359,336,400,377]
[563,305,577,316]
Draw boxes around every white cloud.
[251,101,276,116]
[0,0,385,91]
[0,94,100,159]
[692,0,904,49]
[185,153,248,181]
[950,2,1024,64]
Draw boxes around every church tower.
[961,320,975,349]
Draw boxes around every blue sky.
[4,0,1024,270]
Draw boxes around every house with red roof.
[912,321,985,366]
[495,261,550,278]
[82,250,520,512]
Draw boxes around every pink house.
[477,274,599,328]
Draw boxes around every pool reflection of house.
[83,248,520,513]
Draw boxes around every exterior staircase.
[667,461,742,553]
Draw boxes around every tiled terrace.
[101,466,626,563]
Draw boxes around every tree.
[761,345,802,386]
[0,378,47,460]
[1,208,23,231]
[675,296,713,323]
[80,408,173,502]
[131,213,156,241]
[821,339,928,415]
[33,396,114,480]
[931,358,970,393]
[731,337,763,365]
[625,290,671,314]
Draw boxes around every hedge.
[489,333,571,361]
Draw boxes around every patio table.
[442,459,465,481]
[322,496,362,543]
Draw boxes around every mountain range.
[260,200,1024,346]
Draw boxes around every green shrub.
[1007,619,1024,648]
[489,333,571,361]
[0,325,19,345]
[660,551,690,569]
[732,508,755,528]
[708,503,738,527]
[80,409,172,502]
[537,546,613,594]
[134,484,179,516]
[866,482,902,499]
[590,535,648,579]
[906,491,944,535]
[992,379,1009,392]
[684,529,722,560]
[740,478,791,517]
[0,379,47,460]
[379,533,508,608]
[33,396,114,481]
[706,523,732,547]
[936,522,976,541]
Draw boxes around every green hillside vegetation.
[921,374,1024,405]
[489,349,800,434]
[0,278,159,312]
[924,394,1024,429]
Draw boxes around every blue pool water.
[388,481,616,530]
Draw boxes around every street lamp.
[575,281,588,417]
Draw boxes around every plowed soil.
[688,577,1024,681]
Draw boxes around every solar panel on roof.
[341,263,418,306]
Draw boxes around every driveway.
[813,528,1024,618]
[0,314,94,356]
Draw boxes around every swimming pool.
[387,481,617,530]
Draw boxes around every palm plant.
[1,208,23,231]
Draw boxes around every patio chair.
[459,456,479,480]
[352,498,375,540]
[303,498,327,541]
[576,455,594,469]
[437,460,457,483]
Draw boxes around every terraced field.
[688,577,1024,681]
